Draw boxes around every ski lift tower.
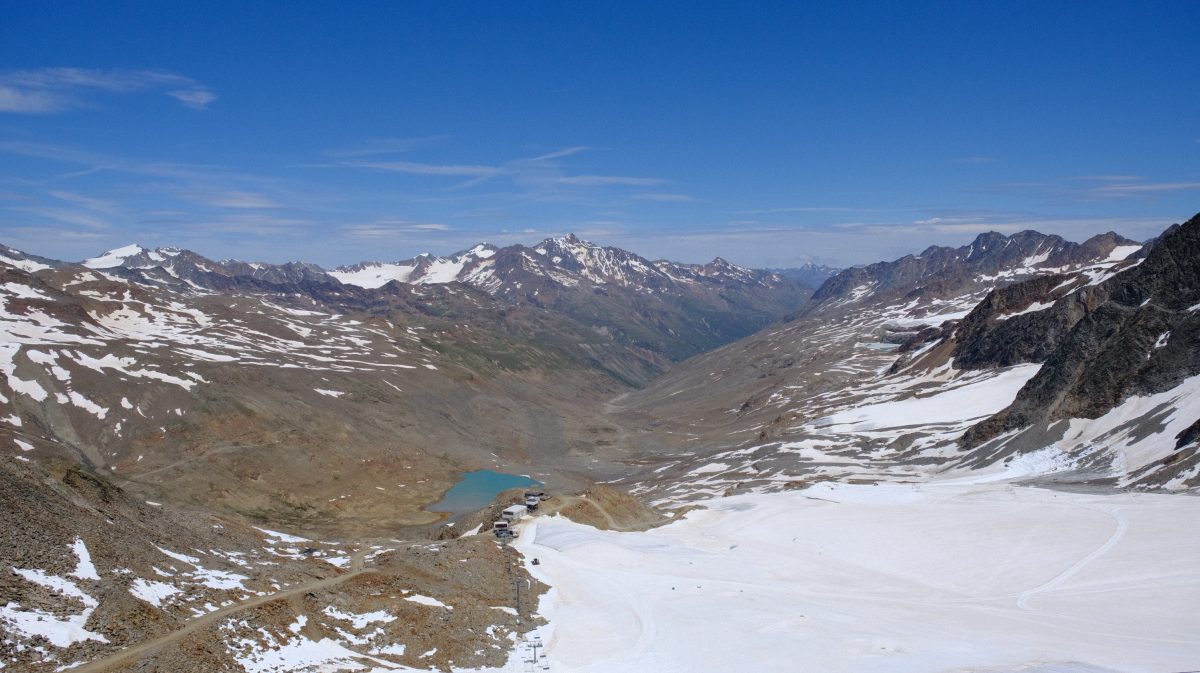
[516,633,549,672]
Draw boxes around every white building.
[501,504,528,521]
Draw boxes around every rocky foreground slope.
[0,455,545,672]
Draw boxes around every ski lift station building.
[501,504,528,521]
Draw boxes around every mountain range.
[3,215,1199,672]
[71,235,815,384]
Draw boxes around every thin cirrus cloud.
[1090,181,1200,197]
[326,136,453,158]
[344,220,452,240]
[337,146,667,195]
[0,67,216,113]
[47,190,119,213]
[973,175,1200,204]
[183,190,283,209]
[734,206,873,215]
[346,160,501,178]
[633,193,695,202]
[10,205,111,230]
[202,213,313,236]
[829,214,1173,241]
[556,175,664,186]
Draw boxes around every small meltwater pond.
[861,342,902,351]
[428,469,542,516]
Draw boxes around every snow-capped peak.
[468,243,496,259]
[330,244,499,289]
[82,244,148,269]
[82,245,186,270]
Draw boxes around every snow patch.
[129,578,183,607]
[403,594,450,609]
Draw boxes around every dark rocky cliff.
[962,212,1200,448]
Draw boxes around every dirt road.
[73,550,374,673]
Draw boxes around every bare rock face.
[951,273,1085,369]
[963,212,1200,448]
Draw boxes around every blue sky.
[1,2,1197,269]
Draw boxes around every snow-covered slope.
[82,244,182,270]
[329,244,498,289]
[517,482,1200,673]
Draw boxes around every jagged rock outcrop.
[963,213,1200,448]
[951,273,1085,369]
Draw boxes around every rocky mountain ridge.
[72,236,814,381]
[952,213,1200,486]
[811,230,1142,308]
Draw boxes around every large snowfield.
[516,482,1200,673]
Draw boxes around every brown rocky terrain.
[547,486,669,532]
[1,456,548,673]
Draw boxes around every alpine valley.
[2,216,1199,673]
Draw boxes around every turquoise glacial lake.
[428,469,542,515]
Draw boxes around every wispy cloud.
[347,160,501,177]
[1067,175,1143,182]
[734,206,875,215]
[828,214,1171,240]
[633,192,695,202]
[1090,181,1200,197]
[326,136,451,158]
[167,88,217,110]
[0,87,61,114]
[343,219,453,240]
[48,190,118,213]
[0,226,106,241]
[527,146,590,161]
[0,140,339,248]
[556,175,664,186]
[202,213,312,236]
[0,68,216,113]
[183,190,282,209]
[331,146,669,198]
[9,205,111,229]
[979,175,1200,203]
[0,140,111,165]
